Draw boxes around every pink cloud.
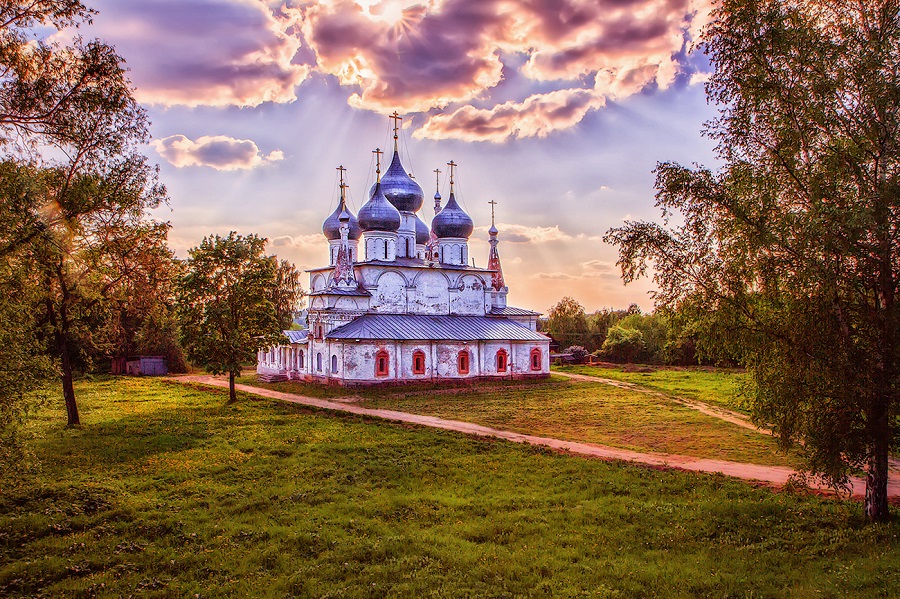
[415,89,605,142]
[153,135,284,170]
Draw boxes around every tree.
[605,0,900,521]
[547,297,589,349]
[177,233,304,403]
[0,1,169,427]
[601,325,645,364]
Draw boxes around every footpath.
[172,374,900,500]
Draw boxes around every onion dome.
[377,151,424,213]
[323,200,361,240]
[432,192,473,238]
[358,181,401,232]
[414,215,430,245]
[488,223,498,236]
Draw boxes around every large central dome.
[377,150,424,213]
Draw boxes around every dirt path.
[171,374,899,499]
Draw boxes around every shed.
[125,356,168,376]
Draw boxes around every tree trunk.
[60,340,80,426]
[865,397,890,522]
[228,370,237,404]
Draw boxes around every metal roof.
[309,287,371,297]
[489,306,541,316]
[283,329,309,344]
[326,314,549,342]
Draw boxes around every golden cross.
[389,111,402,150]
[373,148,383,181]
[489,199,497,226]
[433,168,441,192]
[447,160,456,191]
[337,165,347,201]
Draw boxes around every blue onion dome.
[377,150,424,213]
[323,200,361,240]
[488,223,498,236]
[358,181,401,232]
[432,192,473,238]
[414,215,430,245]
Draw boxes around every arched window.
[298,350,305,369]
[331,354,338,374]
[530,348,542,371]
[457,350,470,375]
[412,350,426,375]
[496,349,508,373]
[316,352,323,372]
[376,350,390,377]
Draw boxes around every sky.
[76,0,719,314]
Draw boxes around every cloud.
[483,223,602,244]
[88,0,308,107]
[269,234,324,249]
[153,135,285,170]
[414,88,605,142]
[86,0,712,136]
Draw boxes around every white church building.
[257,115,550,385]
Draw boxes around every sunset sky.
[78,0,718,313]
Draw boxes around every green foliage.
[134,306,188,373]
[546,296,588,348]
[0,1,172,428]
[601,324,645,363]
[604,0,900,520]
[177,233,301,401]
[2,377,898,597]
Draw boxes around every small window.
[376,349,389,377]
[299,350,305,369]
[413,350,426,375]
[496,350,508,373]
[331,354,338,373]
[458,350,470,375]
[530,348,542,371]
[317,352,323,372]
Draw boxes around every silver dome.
[432,192,473,239]
[323,199,361,240]
[358,182,401,232]
[414,215,430,245]
[378,150,424,213]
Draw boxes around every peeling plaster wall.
[409,270,450,315]
[451,274,487,315]
[372,271,407,313]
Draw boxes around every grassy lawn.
[308,375,792,467]
[555,364,749,413]
[1,377,898,598]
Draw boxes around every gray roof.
[489,306,541,316]
[283,329,309,344]
[309,287,371,297]
[326,314,549,342]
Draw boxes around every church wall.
[408,270,450,315]
[450,274,487,316]
[372,271,408,313]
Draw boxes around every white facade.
[257,131,549,386]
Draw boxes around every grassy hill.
[2,377,898,597]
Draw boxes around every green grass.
[1,377,899,597]
[343,375,794,467]
[556,364,749,413]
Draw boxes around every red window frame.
[458,350,470,375]
[412,350,426,375]
[375,349,390,377]
[496,349,508,373]
[530,348,542,371]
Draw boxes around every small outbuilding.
[124,356,168,376]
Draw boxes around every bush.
[563,346,589,363]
